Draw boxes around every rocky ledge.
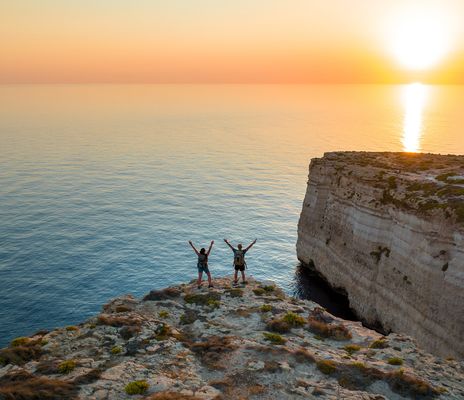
[1,277,463,399]
[297,152,464,359]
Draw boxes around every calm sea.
[1,84,463,346]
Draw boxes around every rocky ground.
[1,277,463,399]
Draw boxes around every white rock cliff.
[297,151,464,359]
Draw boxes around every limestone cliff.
[297,151,464,359]
[1,277,463,399]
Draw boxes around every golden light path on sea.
[402,82,428,153]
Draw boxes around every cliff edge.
[297,151,464,359]
[1,277,463,399]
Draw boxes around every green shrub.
[184,292,221,306]
[262,285,275,292]
[225,288,243,298]
[158,311,169,318]
[58,360,76,374]
[266,319,291,333]
[370,339,388,349]
[316,360,337,375]
[65,326,78,332]
[207,299,220,309]
[253,288,265,296]
[179,310,199,325]
[260,304,272,312]
[124,380,149,395]
[263,332,286,345]
[388,357,403,366]
[344,344,361,355]
[11,337,29,347]
[111,346,122,355]
[155,324,171,341]
[0,356,6,366]
[282,312,305,327]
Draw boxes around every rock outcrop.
[297,151,464,359]
[1,277,463,399]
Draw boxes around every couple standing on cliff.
[188,239,257,289]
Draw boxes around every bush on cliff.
[184,292,221,306]
[282,312,306,327]
[263,332,287,345]
[97,313,142,327]
[0,340,42,365]
[125,380,149,395]
[0,370,78,399]
[143,287,181,301]
[307,318,352,340]
[58,360,77,374]
[188,336,238,369]
[266,319,291,333]
[145,392,198,400]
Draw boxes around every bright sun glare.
[389,9,451,70]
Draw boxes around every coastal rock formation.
[297,151,464,359]
[1,277,463,399]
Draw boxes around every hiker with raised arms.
[224,238,257,286]
[188,240,214,289]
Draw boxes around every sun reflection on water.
[401,83,428,152]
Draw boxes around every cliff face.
[1,277,463,399]
[297,151,464,359]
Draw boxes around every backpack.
[198,253,208,266]
[234,250,245,267]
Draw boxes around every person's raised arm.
[207,240,214,255]
[188,240,199,255]
[223,239,234,251]
[245,238,257,252]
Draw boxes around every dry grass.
[36,360,60,375]
[0,370,78,399]
[370,338,389,349]
[119,325,142,340]
[179,309,200,325]
[209,372,265,399]
[265,319,291,333]
[225,288,243,298]
[316,360,337,375]
[72,368,103,385]
[144,393,199,400]
[387,369,439,398]
[307,318,351,340]
[184,292,221,306]
[292,348,316,364]
[188,336,237,369]
[143,287,182,301]
[0,343,42,366]
[344,344,362,355]
[115,305,133,313]
[97,313,142,327]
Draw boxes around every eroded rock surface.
[297,151,464,359]
[1,277,463,399]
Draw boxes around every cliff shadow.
[292,263,358,321]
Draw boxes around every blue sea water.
[1,84,463,347]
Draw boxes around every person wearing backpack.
[189,240,214,289]
[224,238,257,286]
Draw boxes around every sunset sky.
[2,0,464,83]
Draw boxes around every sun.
[388,9,451,70]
